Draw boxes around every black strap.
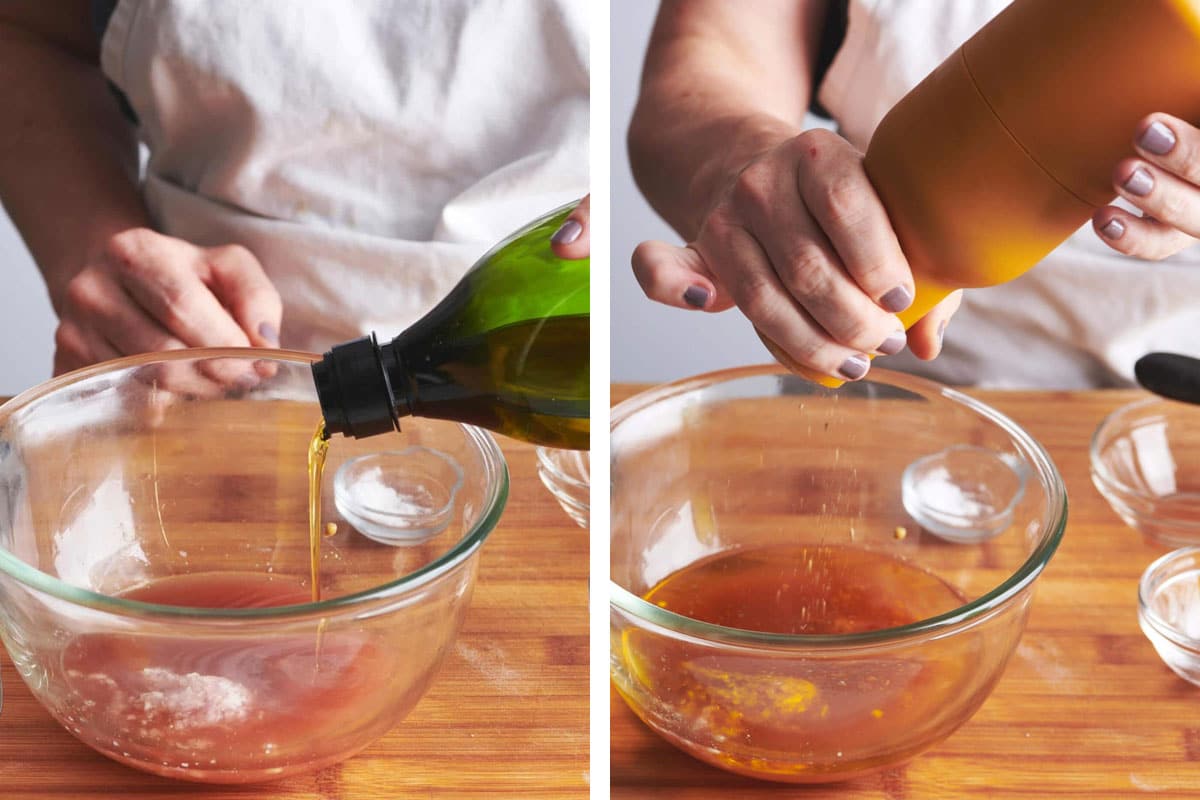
[90,0,139,125]
[810,0,850,120]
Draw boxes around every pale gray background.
[610,1,834,382]
[0,207,56,396]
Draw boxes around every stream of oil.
[308,421,331,603]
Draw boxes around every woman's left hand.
[1095,113,1200,259]
[550,194,590,260]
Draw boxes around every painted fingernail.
[1139,121,1177,155]
[937,319,947,349]
[1100,219,1126,240]
[683,285,710,308]
[880,285,914,313]
[878,330,907,356]
[551,219,583,245]
[1123,167,1154,197]
[838,355,870,381]
[258,322,280,346]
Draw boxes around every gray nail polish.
[1100,219,1126,239]
[1140,121,1177,155]
[838,355,870,381]
[1123,168,1154,197]
[880,285,914,313]
[937,320,947,348]
[683,285,710,308]
[259,322,280,346]
[878,331,907,356]
[551,219,583,245]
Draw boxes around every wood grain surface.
[610,385,1200,799]
[0,398,588,800]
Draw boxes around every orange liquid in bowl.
[621,545,985,780]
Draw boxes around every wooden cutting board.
[610,386,1200,799]
[0,398,588,800]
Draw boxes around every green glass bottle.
[311,203,589,450]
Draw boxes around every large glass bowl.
[610,365,1066,783]
[0,349,507,783]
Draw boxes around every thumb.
[550,195,590,260]
[631,240,734,311]
[204,244,284,348]
[907,289,963,360]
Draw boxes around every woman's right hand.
[632,128,961,381]
[52,228,283,378]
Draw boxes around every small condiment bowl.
[1139,546,1200,686]
[334,447,464,544]
[535,447,589,528]
[1090,397,1200,547]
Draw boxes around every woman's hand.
[550,194,590,260]
[1095,113,1200,259]
[632,129,960,381]
[53,228,283,378]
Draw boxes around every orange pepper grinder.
[769,0,1200,386]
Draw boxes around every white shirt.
[100,0,589,353]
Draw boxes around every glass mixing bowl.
[610,365,1066,783]
[0,350,507,783]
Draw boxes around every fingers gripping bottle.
[311,203,590,449]
[768,0,1200,386]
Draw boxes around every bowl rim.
[1138,545,1200,650]
[608,363,1068,648]
[1089,395,1200,528]
[0,348,509,620]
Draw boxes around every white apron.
[99,0,589,353]
[818,0,1200,388]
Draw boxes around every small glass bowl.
[1139,547,1200,686]
[901,445,1029,543]
[1091,397,1200,547]
[334,448,464,545]
[535,447,589,528]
